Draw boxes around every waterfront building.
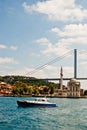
[0,82,15,95]
[54,67,81,98]
[67,78,80,97]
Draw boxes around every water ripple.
[0,97,87,130]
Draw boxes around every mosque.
[54,67,81,97]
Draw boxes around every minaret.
[60,66,63,90]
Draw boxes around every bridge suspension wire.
[26,49,73,76]
[77,50,87,78]
[78,50,87,55]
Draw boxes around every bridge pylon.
[74,49,77,79]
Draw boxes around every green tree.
[84,90,87,95]
[28,87,33,95]
[12,87,18,95]
[33,87,39,96]
[13,81,28,95]
[14,81,27,88]
[43,87,49,94]
[48,83,56,95]
[50,86,55,95]
[18,87,23,95]
[23,86,28,94]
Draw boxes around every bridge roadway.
[28,78,87,81]
[13,77,87,82]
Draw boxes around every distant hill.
[0,75,55,86]
[0,75,59,89]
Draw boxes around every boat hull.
[17,101,57,107]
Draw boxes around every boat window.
[35,98,47,102]
[42,99,45,101]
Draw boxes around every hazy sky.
[0,0,87,89]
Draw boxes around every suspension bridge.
[27,49,87,81]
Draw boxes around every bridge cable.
[26,49,73,76]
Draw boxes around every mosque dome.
[70,78,78,83]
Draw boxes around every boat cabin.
[35,98,47,102]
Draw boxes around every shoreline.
[1,94,87,98]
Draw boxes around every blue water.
[0,97,87,130]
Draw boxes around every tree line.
[12,81,58,96]
[0,75,59,96]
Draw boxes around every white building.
[67,78,80,97]
[54,67,81,97]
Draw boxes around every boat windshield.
[35,98,47,102]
